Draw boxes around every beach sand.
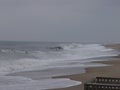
[51,44,120,90]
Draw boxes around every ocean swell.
[0,43,118,75]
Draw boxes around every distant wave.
[48,46,63,51]
[0,49,28,54]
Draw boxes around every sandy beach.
[51,44,120,90]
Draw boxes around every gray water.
[0,41,117,75]
[0,41,118,90]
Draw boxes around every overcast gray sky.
[0,0,120,43]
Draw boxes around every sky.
[0,0,120,43]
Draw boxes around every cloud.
[0,0,120,42]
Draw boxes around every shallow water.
[0,76,81,90]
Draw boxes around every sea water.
[0,41,118,90]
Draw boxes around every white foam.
[0,58,49,75]
[0,44,118,75]
[33,44,117,61]
[0,76,81,90]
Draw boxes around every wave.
[0,49,28,54]
[0,43,118,75]
[37,43,117,60]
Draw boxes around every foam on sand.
[0,76,81,90]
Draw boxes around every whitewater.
[0,41,118,90]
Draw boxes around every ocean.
[0,41,118,90]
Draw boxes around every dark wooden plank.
[84,77,120,90]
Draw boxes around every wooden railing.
[84,77,120,90]
[95,77,120,84]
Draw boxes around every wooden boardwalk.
[84,77,120,90]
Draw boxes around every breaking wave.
[0,43,118,75]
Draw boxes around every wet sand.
[51,44,120,90]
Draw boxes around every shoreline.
[51,44,120,90]
[5,43,120,90]
[51,58,120,90]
